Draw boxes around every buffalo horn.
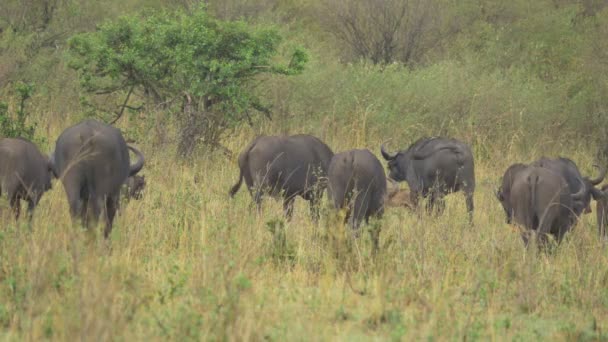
[381,140,397,160]
[571,177,587,202]
[588,164,607,186]
[128,145,145,176]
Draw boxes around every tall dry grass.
[1,123,608,341]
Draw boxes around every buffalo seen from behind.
[50,119,145,238]
[497,164,583,246]
[328,149,387,231]
[530,157,606,216]
[497,157,607,247]
[229,134,334,221]
[0,137,53,220]
[381,137,475,222]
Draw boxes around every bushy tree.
[67,5,307,156]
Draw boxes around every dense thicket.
[1,0,608,153]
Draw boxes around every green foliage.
[0,82,37,140]
[67,5,308,155]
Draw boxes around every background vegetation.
[1,0,608,340]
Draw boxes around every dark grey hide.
[328,149,387,230]
[229,134,334,220]
[50,119,144,238]
[497,164,581,247]
[495,163,528,224]
[381,137,475,221]
[0,137,52,219]
[530,157,606,216]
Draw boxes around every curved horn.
[571,177,587,202]
[588,164,607,185]
[128,145,145,176]
[380,140,397,160]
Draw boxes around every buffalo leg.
[425,192,442,216]
[309,199,320,223]
[350,191,370,232]
[86,195,102,230]
[598,199,608,240]
[253,186,264,215]
[521,231,529,247]
[465,191,474,223]
[308,189,322,223]
[26,196,39,222]
[64,180,86,227]
[283,197,295,220]
[434,196,446,216]
[9,193,21,220]
[103,195,119,239]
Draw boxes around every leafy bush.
[0,82,37,140]
[67,4,308,156]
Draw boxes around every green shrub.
[67,4,308,156]
[0,82,37,140]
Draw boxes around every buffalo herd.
[2,121,608,247]
[0,119,145,238]
[230,134,608,248]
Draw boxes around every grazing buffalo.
[597,184,608,240]
[381,137,475,221]
[530,157,606,216]
[328,149,387,230]
[229,134,334,220]
[50,119,145,238]
[497,164,584,246]
[0,137,52,219]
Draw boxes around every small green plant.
[0,82,37,140]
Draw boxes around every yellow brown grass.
[1,126,608,341]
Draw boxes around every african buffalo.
[530,157,606,216]
[229,134,334,220]
[50,119,144,238]
[328,149,387,230]
[381,137,475,221]
[497,164,584,246]
[0,137,52,219]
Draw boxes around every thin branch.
[110,84,136,125]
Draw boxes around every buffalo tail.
[229,170,243,197]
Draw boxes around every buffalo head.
[380,140,408,182]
